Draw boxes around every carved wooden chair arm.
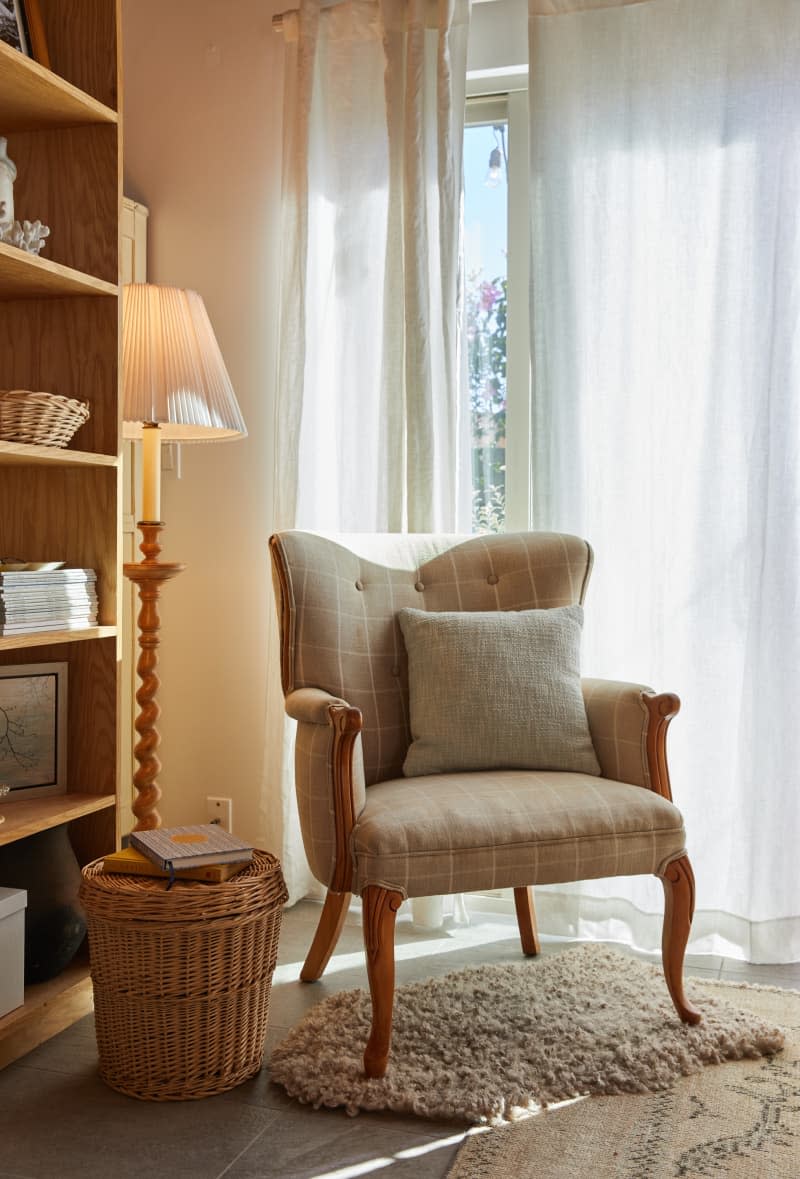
[582,677,680,799]
[285,687,364,892]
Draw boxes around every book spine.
[103,859,235,883]
[129,831,171,871]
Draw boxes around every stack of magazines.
[0,568,98,635]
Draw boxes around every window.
[463,91,530,534]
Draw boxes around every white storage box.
[0,886,26,1018]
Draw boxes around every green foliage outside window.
[467,270,507,532]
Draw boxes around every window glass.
[463,117,508,533]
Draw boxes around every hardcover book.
[102,845,246,883]
[130,824,253,872]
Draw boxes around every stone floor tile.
[0,1063,274,1179]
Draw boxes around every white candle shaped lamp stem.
[141,422,162,523]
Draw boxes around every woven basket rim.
[0,389,90,412]
[0,388,90,409]
[80,848,288,924]
[0,389,91,447]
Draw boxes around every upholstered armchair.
[269,531,700,1079]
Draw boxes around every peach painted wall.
[122,0,286,849]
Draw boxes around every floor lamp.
[122,284,247,831]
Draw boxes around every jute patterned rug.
[447,978,799,1178]
[270,944,786,1127]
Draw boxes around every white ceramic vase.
[0,137,16,228]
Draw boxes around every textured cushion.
[352,770,687,897]
[398,605,601,777]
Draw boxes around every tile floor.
[2,900,799,1179]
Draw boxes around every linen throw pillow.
[398,605,601,778]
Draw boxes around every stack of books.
[103,823,254,885]
[0,568,98,635]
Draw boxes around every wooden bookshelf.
[0,1,121,1066]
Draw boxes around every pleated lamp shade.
[121,284,247,441]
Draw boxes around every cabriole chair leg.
[514,885,541,956]
[300,889,351,982]
[660,854,702,1024]
[362,885,403,1078]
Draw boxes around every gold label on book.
[171,833,209,844]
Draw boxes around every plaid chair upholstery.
[273,531,594,784]
[270,531,686,895]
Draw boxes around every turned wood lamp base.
[123,521,185,831]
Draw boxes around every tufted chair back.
[270,531,593,787]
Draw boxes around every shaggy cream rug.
[447,979,799,1178]
[269,944,785,1124]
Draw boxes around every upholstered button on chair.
[269,531,700,1078]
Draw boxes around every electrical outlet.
[206,795,233,832]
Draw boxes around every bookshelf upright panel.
[0,0,122,1066]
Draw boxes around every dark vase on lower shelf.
[0,823,86,983]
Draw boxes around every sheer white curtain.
[265,0,471,902]
[528,0,800,961]
[275,0,471,532]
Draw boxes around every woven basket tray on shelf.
[80,849,288,1101]
[0,390,90,447]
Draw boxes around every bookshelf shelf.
[0,441,117,469]
[0,41,117,133]
[0,241,117,300]
[0,793,116,847]
[0,3,122,1068]
[0,953,93,1070]
[0,625,116,652]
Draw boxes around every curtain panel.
[528,0,800,961]
[274,0,471,534]
[267,0,471,903]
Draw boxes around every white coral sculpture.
[0,218,51,255]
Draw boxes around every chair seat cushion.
[352,771,686,897]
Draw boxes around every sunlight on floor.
[312,1157,394,1178]
[395,1130,480,1158]
[272,920,524,985]
[310,1130,478,1178]
[306,1097,594,1177]
[506,1093,590,1120]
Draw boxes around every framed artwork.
[0,662,67,800]
[0,0,49,67]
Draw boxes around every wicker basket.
[0,390,90,447]
[79,849,287,1101]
